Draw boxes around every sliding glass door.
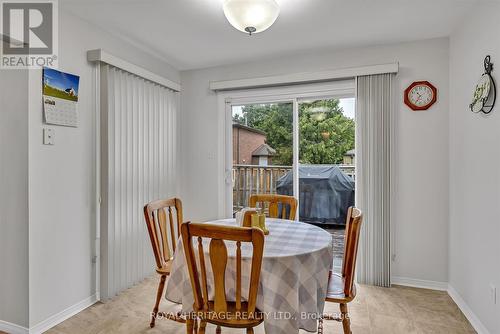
[297,98,356,224]
[231,102,293,214]
[224,81,355,222]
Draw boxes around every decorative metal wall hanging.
[470,55,496,114]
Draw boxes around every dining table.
[165,218,333,334]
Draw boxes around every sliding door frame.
[217,80,356,218]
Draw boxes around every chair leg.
[198,320,207,334]
[317,316,324,334]
[246,328,254,334]
[186,319,192,334]
[340,303,351,334]
[216,325,222,334]
[151,274,167,328]
[193,318,198,333]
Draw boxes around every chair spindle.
[168,207,176,252]
[236,241,242,311]
[198,237,209,311]
[210,239,228,313]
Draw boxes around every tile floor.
[46,275,476,334]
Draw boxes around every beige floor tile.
[322,321,371,334]
[415,321,477,334]
[369,314,421,334]
[462,320,478,333]
[46,277,476,334]
[408,304,470,330]
[365,289,413,318]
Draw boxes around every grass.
[43,84,78,102]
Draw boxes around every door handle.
[225,169,232,185]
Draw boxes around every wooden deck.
[232,164,355,212]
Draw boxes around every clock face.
[404,81,437,111]
[408,85,434,107]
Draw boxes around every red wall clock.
[404,81,437,111]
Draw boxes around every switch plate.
[43,128,55,145]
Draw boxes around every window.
[223,81,356,222]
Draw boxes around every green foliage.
[298,99,355,164]
[43,84,78,102]
[233,99,355,165]
[234,103,293,165]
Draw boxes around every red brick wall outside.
[233,127,267,164]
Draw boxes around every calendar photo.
[43,67,80,127]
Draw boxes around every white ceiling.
[61,0,480,70]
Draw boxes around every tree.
[298,99,355,164]
[234,103,293,165]
[233,99,355,165]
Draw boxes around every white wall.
[27,9,179,328]
[180,38,450,284]
[0,64,29,329]
[9,5,496,329]
[449,3,500,333]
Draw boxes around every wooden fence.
[232,164,355,212]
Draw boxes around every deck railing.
[232,164,355,212]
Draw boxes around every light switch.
[43,128,55,145]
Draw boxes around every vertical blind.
[355,73,393,287]
[100,64,179,299]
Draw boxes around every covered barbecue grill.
[276,165,355,225]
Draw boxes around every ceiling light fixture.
[223,0,280,35]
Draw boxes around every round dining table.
[165,218,333,334]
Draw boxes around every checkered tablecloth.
[165,218,333,334]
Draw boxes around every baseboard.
[391,276,448,291]
[29,294,97,334]
[447,284,491,334]
[0,320,29,334]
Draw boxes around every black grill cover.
[276,166,355,225]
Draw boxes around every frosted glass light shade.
[223,0,280,35]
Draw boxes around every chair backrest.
[249,194,297,220]
[341,207,363,297]
[181,222,265,317]
[143,198,183,270]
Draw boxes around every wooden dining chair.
[143,198,184,328]
[318,207,363,334]
[181,222,265,334]
[249,194,297,220]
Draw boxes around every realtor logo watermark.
[1,0,58,69]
